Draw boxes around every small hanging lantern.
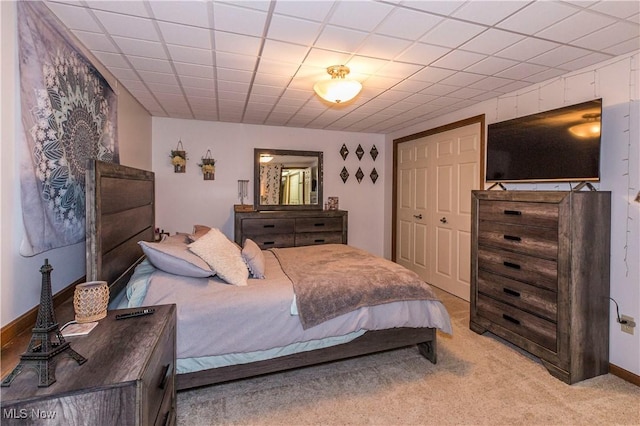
[170,139,187,173]
[199,150,216,180]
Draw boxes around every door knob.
[440,217,447,223]
[413,214,423,219]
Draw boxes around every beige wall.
[0,2,152,327]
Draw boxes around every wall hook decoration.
[171,139,187,173]
[198,149,216,180]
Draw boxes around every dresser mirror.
[254,148,323,211]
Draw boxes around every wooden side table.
[1,304,176,425]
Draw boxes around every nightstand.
[1,304,176,425]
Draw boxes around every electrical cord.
[610,298,636,326]
[59,320,77,331]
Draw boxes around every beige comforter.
[270,244,440,329]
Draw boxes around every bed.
[86,160,452,390]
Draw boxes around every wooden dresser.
[470,190,611,384]
[234,210,348,249]
[1,304,176,425]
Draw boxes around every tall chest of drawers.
[470,190,611,384]
[234,209,348,249]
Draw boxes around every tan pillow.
[242,239,265,279]
[188,228,248,286]
[188,224,211,242]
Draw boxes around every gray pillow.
[139,240,214,278]
[242,238,265,279]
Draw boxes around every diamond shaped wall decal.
[340,167,349,183]
[340,144,349,160]
[370,145,378,161]
[370,168,378,184]
[356,167,364,183]
[356,144,365,160]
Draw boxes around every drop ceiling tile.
[180,75,215,89]
[376,62,423,79]
[315,25,369,53]
[273,1,335,22]
[495,62,548,80]
[438,71,486,87]
[363,74,403,89]
[556,52,613,71]
[253,73,292,86]
[572,22,640,50]
[589,1,640,19]
[420,20,486,49]
[404,93,439,104]
[394,42,450,65]
[447,86,486,99]
[93,51,131,68]
[213,3,267,37]
[375,7,442,41]
[82,1,150,18]
[158,22,212,50]
[430,50,487,70]
[218,80,250,93]
[536,10,616,43]
[356,35,413,60]
[184,86,216,98]
[465,56,519,75]
[216,68,253,83]
[452,1,529,25]
[497,2,578,34]
[128,56,173,73]
[118,80,147,93]
[523,67,567,84]
[529,45,592,67]
[495,37,560,61]
[167,44,213,66]
[215,52,257,71]
[329,1,394,32]
[400,1,465,16]
[73,30,119,53]
[261,40,309,63]
[420,83,464,96]
[392,79,435,93]
[218,90,247,101]
[93,10,159,41]
[375,90,413,102]
[469,76,515,91]
[257,58,299,77]
[267,14,322,45]
[109,67,139,81]
[214,32,262,56]
[497,80,537,93]
[146,81,182,94]
[112,36,167,59]
[603,37,640,55]
[44,3,102,32]
[303,48,352,68]
[173,62,214,79]
[460,29,525,55]
[411,66,456,83]
[346,56,389,75]
[148,1,210,27]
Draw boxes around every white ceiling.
[43,0,640,134]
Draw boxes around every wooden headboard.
[85,160,155,301]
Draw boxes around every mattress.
[115,251,452,374]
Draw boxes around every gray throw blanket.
[270,244,440,329]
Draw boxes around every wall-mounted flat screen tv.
[486,99,602,183]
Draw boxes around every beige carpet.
[177,289,640,425]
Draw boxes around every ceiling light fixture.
[313,65,362,104]
[259,154,273,163]
[569,113,601,138]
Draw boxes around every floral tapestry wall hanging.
[18,2,119,256]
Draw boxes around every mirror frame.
[254,148,323,211]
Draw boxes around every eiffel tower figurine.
[2,259,87,387]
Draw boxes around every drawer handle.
[314,239,325,243]
[502,314,521,325]
[503,288,521,298]
[503,261,521,270]
[503,210,522,216]
[314,223,325,227]
[263,224,275,228]
[159,362,173,390]
[262,241,275,246]
[503,235,521,242]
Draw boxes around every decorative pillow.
[162,233,190,245]
[188,224,211,242]
[139,241,214,278]
[188,229,249,286]
[242,239,265,279]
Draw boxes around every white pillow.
[188,228,248,286]
[139,241,214,278]
[242,239,265,279]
